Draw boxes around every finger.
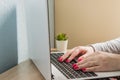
[77,52,90,62]
[85,66,102,72]
[73,60,97,71]
[78,61,98,69]
[77,53,88,61]
[67,47,87,62]
[84,52,98,58]
[60,47,77,61]
[78,52,97,61]
[87,66,112,72]
[77,53,97,63]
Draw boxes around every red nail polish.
[72,64,77,68]
[58,57,63,62]
[74,65,79,70]
[77,58,83,62]
[65,59,70,63]
[82,68,86,72]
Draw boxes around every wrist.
[87,46,95,52]
[85,46,95,53]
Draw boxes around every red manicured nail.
[77,58,83,62]
[72,64,77,68]
[58,57,63,62]
[74,65,79,70]
[65,59,70,63]
[82,68,86,72]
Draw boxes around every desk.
[0,60,45,80]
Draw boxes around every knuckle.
[85,61,97,68]
[86,62,92,66]
[69,56,74,60]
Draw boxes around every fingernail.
[72,64,77,68]
[72,64,79,70]
[77,58,83,62]
[65,59,70,63]
[58,57,63,62]
[82,68,86,72]
[73,65,79,70]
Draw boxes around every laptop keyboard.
[51,53,97,79]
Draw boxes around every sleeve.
[90,37,120,54]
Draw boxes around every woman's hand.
[58,46,94,63]
[73,51,120,72]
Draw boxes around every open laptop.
[25,0,120,80]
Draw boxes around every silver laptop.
[25,0,120,80]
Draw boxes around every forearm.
[90,37,120,54]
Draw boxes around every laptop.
[50,52,120,80]
[25,0,120,80]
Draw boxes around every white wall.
[17,0,29,63]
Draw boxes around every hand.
[73,51,120,72]
[58,46,94,63]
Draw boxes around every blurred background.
[55,0,120,48]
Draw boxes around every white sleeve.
[90,37,120,54]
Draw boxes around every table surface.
[0,60,45,80]
[0,49,59,80]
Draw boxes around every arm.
[59,37,120,63]
[90,37,120,54]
